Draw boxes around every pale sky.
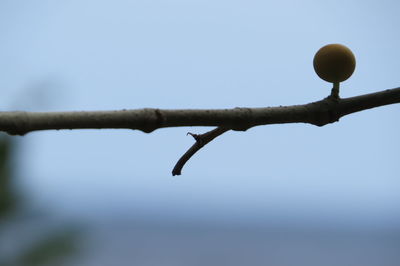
[0,0,399,228]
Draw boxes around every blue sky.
[1,0,399,228]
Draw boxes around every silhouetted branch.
[0,87,398,136]
[0,87,399,175]
[172,127,229,176]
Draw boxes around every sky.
[0,0,399,229]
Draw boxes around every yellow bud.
[313,44,356,83]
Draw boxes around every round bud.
[313,44,356,83]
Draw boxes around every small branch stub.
[330,82,340,99]
[172,127,229,176]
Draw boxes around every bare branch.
[0,87,398,136]
[0,87,398,175]
[172,127,229,176]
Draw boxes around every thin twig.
[172,127,229,176]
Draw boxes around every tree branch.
[0,87,399,175]
[0,88,400,135]
[0,87,398,136]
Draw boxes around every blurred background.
[0,0,399,265]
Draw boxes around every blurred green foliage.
[0,135,18,219]
[11,230,79,266]
[0,134,80,266]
